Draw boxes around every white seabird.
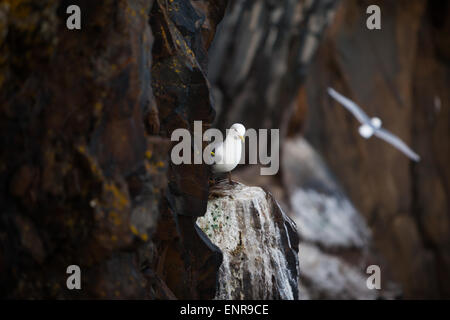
[327,87,420,162]
[211,123,246,183]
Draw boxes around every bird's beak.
[239,135,245,142]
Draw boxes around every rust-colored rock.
[0,0,226,299]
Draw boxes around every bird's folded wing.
[211,143,224,163]
[374,128,421,162]
[327,88,371,124]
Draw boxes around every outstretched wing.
[327,88,371,125]
[374,128,421,162]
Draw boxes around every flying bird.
[211,123,246,183]
[327,88,420,162]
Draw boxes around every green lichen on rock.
[197,181,300,300]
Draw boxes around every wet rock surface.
[197,182,300,300]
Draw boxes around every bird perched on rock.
[327,87,421,162]
[211,123,246,184]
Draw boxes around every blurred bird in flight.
[327,87,420,162]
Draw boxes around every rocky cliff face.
[197,182,299,300]
[1,0,308,300]
[283,137,400,299]
[2,0,446,300]
[302,0,450,298]
[0,0,227,299]
[208,0,339,135]
[217,0,449,299]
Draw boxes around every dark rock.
[283,137,400,299]
[148,0,227,299]
[208,0,339,135]
[0,0,227,299]
[302,0,450,298]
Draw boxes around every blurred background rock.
[0,0,448,299]
[210,0,449,299]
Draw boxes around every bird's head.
[370,117,382,129]
[230,123,246,142]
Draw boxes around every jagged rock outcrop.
[148,0,227,300]
[0,0,227,299]
[302,0,450,298]
[208,0,339,135]
[197,182,300,300]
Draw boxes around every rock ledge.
[197,182,299,300]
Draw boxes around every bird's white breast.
[212,137,242,173]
